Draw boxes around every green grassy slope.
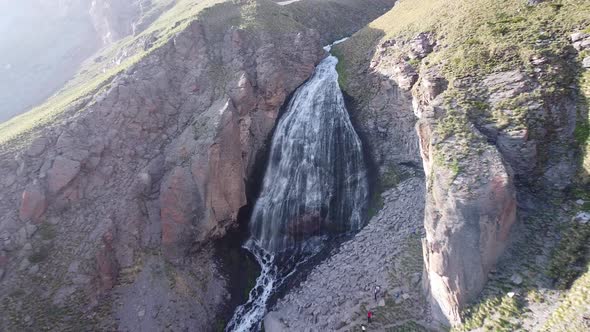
[337,0,589,81]
[336,0,590,180]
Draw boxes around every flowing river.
[226,42,368,332]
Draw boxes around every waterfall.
[226,48,368,332]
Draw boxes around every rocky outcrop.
[18,182,47,223]
[0,1,325,330]
[160,166,203,259]
[337,18,582,326]
[413,70,518,324]
[337,39,422,176]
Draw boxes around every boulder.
[511,274,523,285]
[572,212,590,224]
[19,182,47,222]
[571,32,588,43]
[47,157,81,193]
[26,137,49,157]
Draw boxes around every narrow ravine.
[225,41,368,332]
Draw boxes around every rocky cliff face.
[0,0,401,329]
[0,1,324,330]
[335,0,589,328]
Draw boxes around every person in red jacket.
[367,311,373,323]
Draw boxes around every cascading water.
[226,43,368,332]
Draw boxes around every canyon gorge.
[0,0,589,331]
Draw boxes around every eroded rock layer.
[333,1,587,326]
[0,2,324,330]
[0,0,402,329]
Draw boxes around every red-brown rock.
[95,229,118,295]
[160,166,200,260]
[19,182,47,222]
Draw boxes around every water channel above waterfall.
[225,43,369,332]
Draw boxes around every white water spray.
[226,41,367,332]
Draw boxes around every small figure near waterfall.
[374,285,380,301]
[367,311,373,323]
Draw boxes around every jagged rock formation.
[0,0,397,330]
[0,1,325,330]
[334,0,589,328]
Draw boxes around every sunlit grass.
[337,0,590,86]
[543,264,590,331]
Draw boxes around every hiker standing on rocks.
[367,311,373,323]
[374,285,380,301]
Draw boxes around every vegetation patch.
[458,294,525,332]
[547,221,590,289]
[28,248,50,264]
[576,70,590,183]
[543,263,590,331]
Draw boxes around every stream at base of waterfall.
[226,40,368,332]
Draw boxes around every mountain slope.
[333,0,590,328]
[0,0,397,330]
